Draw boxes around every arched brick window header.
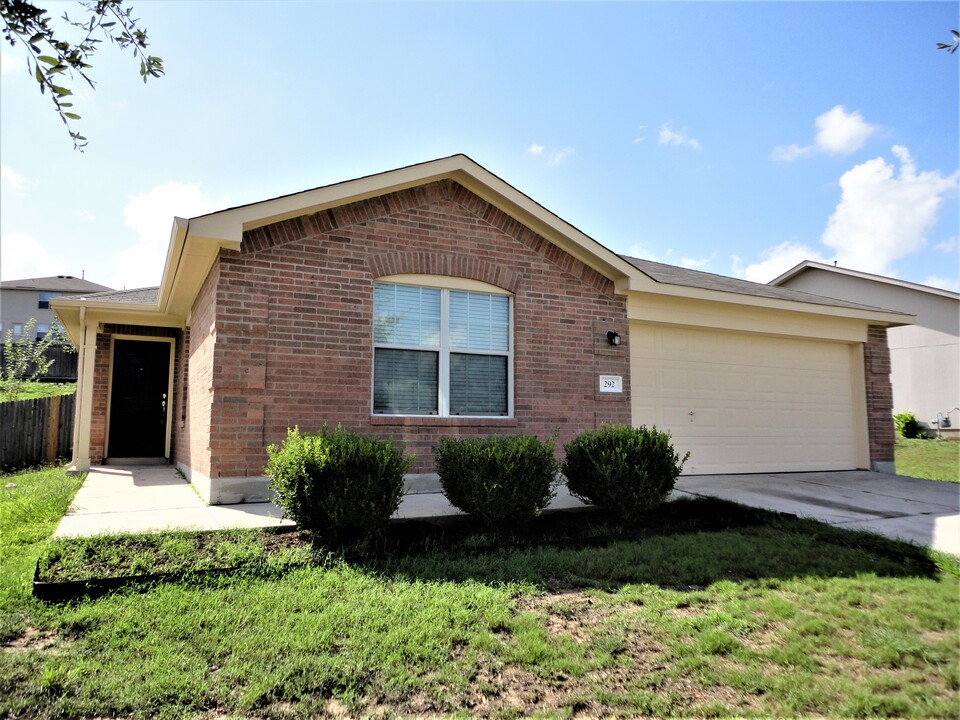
[368,252,521,294]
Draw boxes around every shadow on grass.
[35,498,950,601]
[357,497,947,592]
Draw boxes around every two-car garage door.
[630,323,863,474]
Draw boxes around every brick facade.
[863,324,895,470]
[174,263,220,479]
[197,179,631,477]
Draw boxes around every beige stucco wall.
[779,270,960,431]
[0,289,60,336]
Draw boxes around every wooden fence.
[0,394,75,473]
[0,345,78,382]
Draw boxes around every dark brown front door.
[108,339,170,458]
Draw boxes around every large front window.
[373,282,511,416]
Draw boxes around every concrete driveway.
[675,470,959,555]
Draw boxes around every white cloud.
[527,143,575,166]
[0,51,24,75]
[0,233,68,281]
[739,241,828,283]
[814,106,876,155]
[108,182,226,290]
[627,242,674,264]
[74,209,97,223]
[820,145,958,275]
[771,144,812,162]
[1,165,32,191]
[935,236,958,253]
[680,255,713,269]
[923,276,960,292]
[631,126,646,144]
[773,105,876,161]
[743,146,959,283]
[546,147,575,166]
[658,123,701,151]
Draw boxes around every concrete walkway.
[54,466,959,555]
[53,465,588,538]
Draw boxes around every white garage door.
[630,323,861,474]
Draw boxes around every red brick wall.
[864,324,895,468]
[202,179,631,477]
[175,262,220,478]
[89,324,181,463]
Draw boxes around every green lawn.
[0,381,75,403]
[896,438,960,483]
[1,467,958,719]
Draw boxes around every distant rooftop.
[620,256,903,313]
[0,275,113,293]
[770,260,960,300]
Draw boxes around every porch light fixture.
[606,331,621,346]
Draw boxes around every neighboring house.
[772,262,960,438]
[52,156,911,505]
[1,275,112,340]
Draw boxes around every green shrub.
[434,434,559,525]
[562,424,689,521]
[894,411,924,439]
[265,426,411,541]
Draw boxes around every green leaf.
[35,65,44,84]
[51,85,73,97]
[37,56,58,66]
[63,113,81,120]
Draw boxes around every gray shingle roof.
[0,275,112,293]
[620,256,903,313]
[76,287,159,305]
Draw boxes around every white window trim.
[372,279,514,418]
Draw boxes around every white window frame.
[372,277,514,418]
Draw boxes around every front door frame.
[104,334,176,459]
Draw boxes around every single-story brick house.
[53,156,911,504]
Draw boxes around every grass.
[0,467,83,640]
[0,381,75,403]
[2,466,958,718]
[896,438,959,482]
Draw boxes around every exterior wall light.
[606,331,621,346]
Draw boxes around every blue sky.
[1,1,958,292]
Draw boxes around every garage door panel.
[631,323,859,474]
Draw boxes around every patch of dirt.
[1,626,59,653]
[371,590,764,718]
[517,590,608,643]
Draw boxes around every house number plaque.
[599,375,623,393]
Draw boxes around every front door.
[108,339,171,458]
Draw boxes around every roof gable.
[157,154,641,316]
[771,261,959,300]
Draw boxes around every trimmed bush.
[894,411,923,439]
[265,426,411,541]
[434,434,559,525]
[562,424,689,521]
